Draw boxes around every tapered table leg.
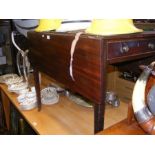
[94,103,105,134]
[33,68,41,111]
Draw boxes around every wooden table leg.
[94,103,105,133]
[33,68,42,111]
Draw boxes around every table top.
[28,30,155,105]
[28,30,155,39]
[0,73,94,135]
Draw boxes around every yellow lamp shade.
[35,19,62,32]
[85,19,143,36]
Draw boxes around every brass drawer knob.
[120,43,129,53]
[148,43,155,50]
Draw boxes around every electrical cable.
[11,31,30,82]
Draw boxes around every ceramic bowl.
[17,94,26,103]
[19,100,37,110]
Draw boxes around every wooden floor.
[104,102,128,129]
[40,73,144,134]
[0,83,129,134]
[98,119,146,135]
[38,73,130,134]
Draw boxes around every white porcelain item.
[31,86,36,93]
[26,91,36,98]
[20,101,37,110]
[0,73,18,83]
[17,88,29,95]
[8,82,28,92]
[5,76,23,85]
[17,91,36,103]
[17,94,26,103]
[41,87,59,105]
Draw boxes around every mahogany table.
[28,31,155,133]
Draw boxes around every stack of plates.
[1,73,37,110]
[20,101,37,110]
[8,82,28,94]
[0,73,18,84]
[17,91,37,110]
[5,76,23,86]
[1,74,29,95]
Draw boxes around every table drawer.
[107,38,155,61]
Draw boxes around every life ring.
[132,61,155,134]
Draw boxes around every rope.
[69,32,83,81]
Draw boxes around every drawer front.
[107,38,155,61]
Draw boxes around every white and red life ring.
[132,61,155,134]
